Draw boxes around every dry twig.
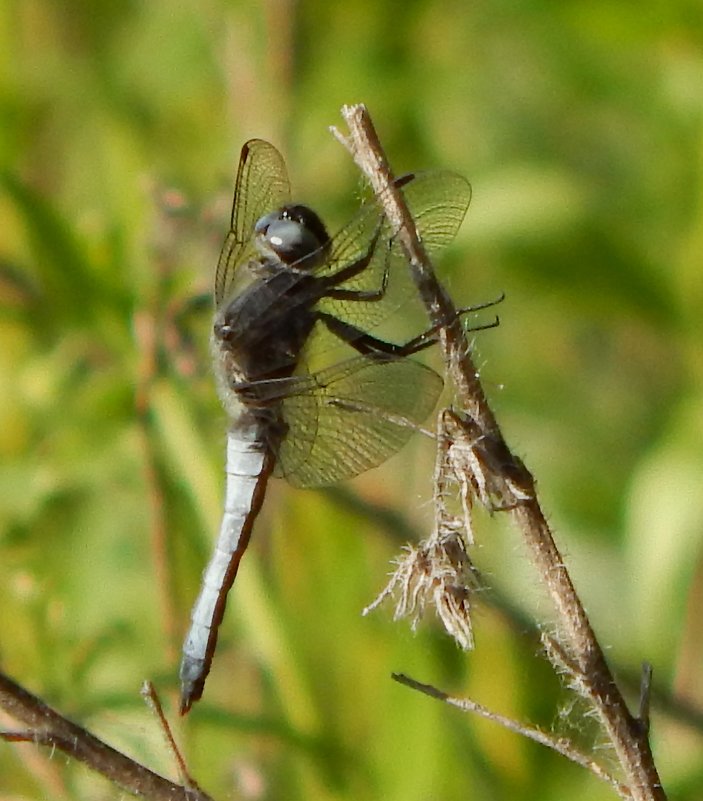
[392,672,630,799]
[0,671,211,801]
[332,103,665,801]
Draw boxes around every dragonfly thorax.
[254,204,330,269]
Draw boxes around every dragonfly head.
[254,204,330,269]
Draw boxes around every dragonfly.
[180,139,474,713]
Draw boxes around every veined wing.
[272,356,443,487]
[215,139,291,307]
[314,171,471,332]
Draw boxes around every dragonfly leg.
[324,262,389,302]
[322,225,390,302]
[320,171,451,305]
[395,293,505,353]
[318,293,503,359]
[317,311,428,357]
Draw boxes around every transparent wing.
[214,139,291,307]
[314,171,471,333]
[274,357,443,488]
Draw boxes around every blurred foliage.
[1,1,703,799]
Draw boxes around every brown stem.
[0,671,212,801]
[134,306,180,668]
[332,102,666,801]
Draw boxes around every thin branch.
[134,304,180,668]
[331,103,666,801]
[328,486,703,737]
[0,671,213,801]
[392,672,630,799]
[638,663,653,737]
[141,681,200,792]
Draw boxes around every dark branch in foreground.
[0,671,212,801]
[331,103,666,801]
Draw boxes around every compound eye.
[254,205,329,267]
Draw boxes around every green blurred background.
[1,1,702,799]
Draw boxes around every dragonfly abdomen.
[180,416,277,713]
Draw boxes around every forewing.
[274,357,443,488]
[214,139,291,306]
[406,170,472,254]
[314,171,471,332]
